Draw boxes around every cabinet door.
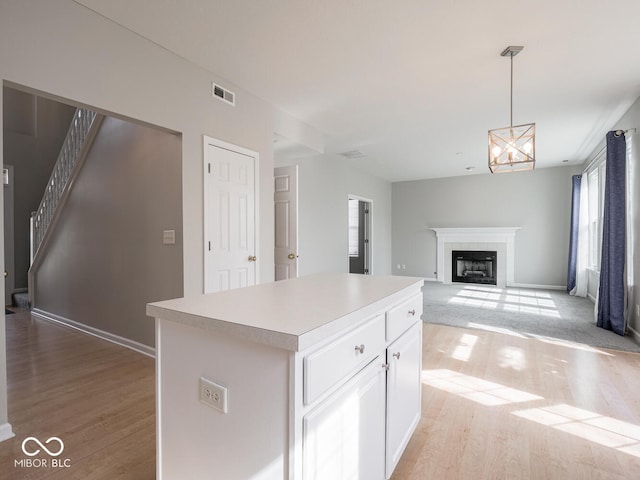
[386,321,422,478]
[303,358,386,480]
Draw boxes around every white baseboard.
[427,279,566,290]
[0,422,15,443]
[31,309,155,358]
[509,283,566,291]
[628,325,640,344]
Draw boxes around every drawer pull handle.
[393,352,401,360]
[354,344,365,354]
[408,309,416,316]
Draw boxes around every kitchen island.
[147,273,424,479]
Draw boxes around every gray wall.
[275,154,392,276]
[392,166,582,287]
[3,89,76,291]
[33,116,183,347]
[0,0,323,433]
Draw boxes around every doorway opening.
[348,195,371,274]
[3,83,183,348]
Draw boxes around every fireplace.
[431,227,520,287]
[452,250,497,285]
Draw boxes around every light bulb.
[523,142,532,154]
[492,145,501,157]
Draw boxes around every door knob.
[248,255,257,262]
[288,253,297,260]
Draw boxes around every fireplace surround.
[431,227,521,288]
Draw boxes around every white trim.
[583,143,607,175]
[31,309,155,358]
[431,227,521,287]
[0,422,15,443]
[155,318,164,480]
[628,324,640,345]
[509,283,566,291]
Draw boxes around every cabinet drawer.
[385,293,422,341]
[304,314,385,405]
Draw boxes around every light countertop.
[147,273,424,351]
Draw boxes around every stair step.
[12,292,30,310]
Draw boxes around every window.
[348,199,359,257]
[587,158,606,271]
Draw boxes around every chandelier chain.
[510,53,514,127]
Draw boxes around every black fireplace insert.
[451,250,497,285]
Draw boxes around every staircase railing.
[30,108,99,264]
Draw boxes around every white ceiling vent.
[212,82,235,106]
[339,150,366,159]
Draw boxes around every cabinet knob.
[354,344,365,354]
[393,352,401,360]
[408,309,416,316]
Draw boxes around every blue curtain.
[597,131,626,335]
[567,175,582,293]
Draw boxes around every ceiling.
[75,0,640,182]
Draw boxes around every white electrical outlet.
[199,377,228,413]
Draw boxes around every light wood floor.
[393,323,640,479]
[2,311,640,479]
[0,309,155,479]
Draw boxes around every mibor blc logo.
[15,436,71,469]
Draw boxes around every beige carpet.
[422,281,640,353]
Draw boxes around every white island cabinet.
[146,273,424,480]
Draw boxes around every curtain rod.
[614,127,637,137]
[583,128,637,173]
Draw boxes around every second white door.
[274,165,298,281]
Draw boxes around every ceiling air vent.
[212,82,235,106]
[339,150,366,159]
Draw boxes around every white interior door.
[204,137,258,293]
[274,165,298,281]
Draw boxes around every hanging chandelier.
[488,46,535,174]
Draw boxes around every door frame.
[347,194,372,275]
[203,135,260,293]
[3,165,14,306]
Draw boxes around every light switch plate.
[163,230,176,245]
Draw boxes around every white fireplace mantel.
[430,227,521,287]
